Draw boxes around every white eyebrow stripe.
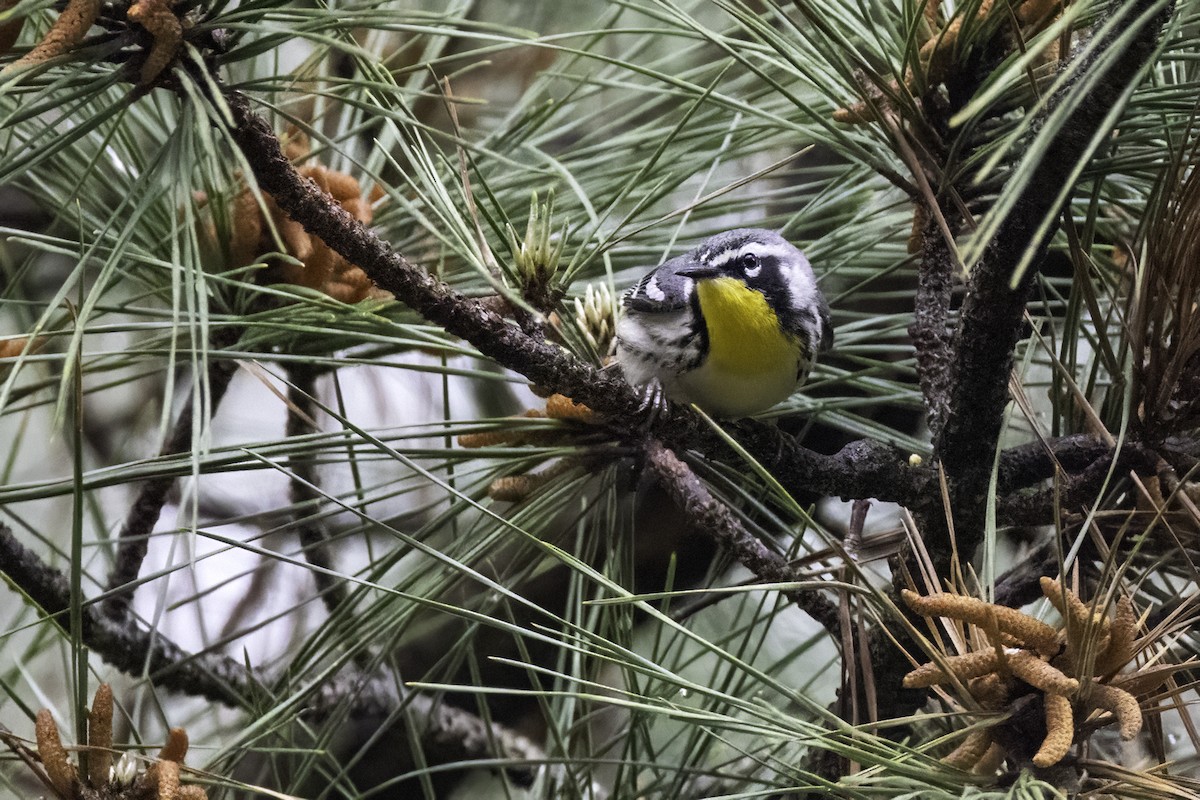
[705,248,739,269]
[740,243,796,261]
[708,242,798,271]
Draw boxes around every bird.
[615,228,832,418]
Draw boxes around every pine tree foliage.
[0,1,1198,798]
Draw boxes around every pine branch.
[284,362,349,614]
[909,202,958,440]
[211,74,1187,545]
[0,522,544,778]
[642,438,842,636]
[930,0,1174,570]
[997,444,1159,527]
[4,522,249,705]
[871,0,1175,729]
[217,85,937,510]
[102,325,242,619]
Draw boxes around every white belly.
[673,352,800,418]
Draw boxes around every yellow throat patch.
[694,276,798,376]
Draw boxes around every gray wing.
[622,255,694,313]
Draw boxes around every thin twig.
[5,521,249,704]
[102,326,242,619]
[284,363,349,613]
[993,536,1060,608]
[997,433,1115,492]
[998,445,1159,527]
[641,438,842,636]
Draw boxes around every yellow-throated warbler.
[615,228,832,418]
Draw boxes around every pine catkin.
[544,393,594,422]
[1,0,98,75]
[1089,682,1143,740]
[1033,692,1073,767]
[1004,649,1079,696]
[903,649,1002,688]
[941,729,994,770]
[127,0,182,84]
[902,590,1061,655]
[157,727,189,763]
[35,709,77,797]
[1096,595,1137,677]
[87,684,114,788]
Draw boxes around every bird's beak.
[675,264,719,280]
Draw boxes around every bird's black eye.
[740,253,759,273]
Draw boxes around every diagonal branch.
[218,86,933,511]
[214,76,1188,545]
[642,438,842,636]
[5,522,249,705]
[997,442,1159,527]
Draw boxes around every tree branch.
[909,202,957,440]
[997,442,1159,527]
[103,325,242,619]
[0,523,543,777]
[217,86,934,512]
[997,434,1120,492]
[4,522,249,704]
[284,363,349,614]
[214,65,1190,559]
[641,438,842,636]
[930,0,1173,570]
[993,537,1060,608]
